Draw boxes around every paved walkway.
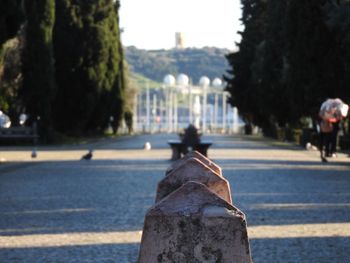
[0,133,350,262]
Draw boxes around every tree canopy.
[20,0,56,141]
[1,0,125,139]
[226,0,350,132]
[124,46,230,84]
[0,0,24,47]
[53,0,124,135]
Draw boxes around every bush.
[339,135,350,150]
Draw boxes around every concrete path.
[0,133,350,262]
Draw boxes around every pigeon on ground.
[31,149,37,158]
[81,150,93,160]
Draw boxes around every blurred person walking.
[319,99,349,162]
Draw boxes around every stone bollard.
[166,151,222,176]
[138,181,252,263]
[156,157,232,204]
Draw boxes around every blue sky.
[119,0,243,50]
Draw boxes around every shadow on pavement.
[0,243,140,263]
[250,236,350,263]
[1,132,349,263]
[0,158,349,235]
[0,133,309,151]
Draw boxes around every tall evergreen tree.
[0,0,24,47]
[110,0,125,133]
[0,36,23,124]
[286,0,340,120]
[323,0,350,103]
[225,0,267,126]
[0,0,24,78]
[260,0,291,126]
[1,1,24,124]
[20,0,55,141]
[53,0,124,135]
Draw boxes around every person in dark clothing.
[330,120,340,157]
[319,119,333,162]
[319,99,349,161]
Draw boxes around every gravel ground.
[0,133,350,262]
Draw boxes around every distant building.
[175,32,185,49]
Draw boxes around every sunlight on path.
[1,148,348,164]
[1,223,350,248]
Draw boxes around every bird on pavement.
[81,150,93,160]
[31,148,37,158]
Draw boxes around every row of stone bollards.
[137,151,253,263]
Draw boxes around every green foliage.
[226,0,350,135]
[123,110,133,134]
[286,0,338,120]
[0,0,24,124]
[129,72,161,90]
[323,0,350,104]
[0,0,24,46]
[20,0,55,141]
[0,37,23,123]
[0,0,126,140]
[53,0,123,135]
[124,46,229,83]
[225,0,267,126]
[260,0,290,126]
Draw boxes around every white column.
[174,91,178,132]
[159,99,164,132]
[189,85,193,124]
[168,88,173,132]
[152,94,157,133]
[210,104,214,133]
[138,91,143,132]
[146,85,151,132]
[214,93,218,132]
[233,106,239,134]
[164,86,168,132]
[202,86,207,134]
[222,92,227,133]
[133,92,138,133]
[193,95,201,129]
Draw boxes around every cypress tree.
[20,0,55,141]
[323,0,350,103]
[113,0,126,134]
[0,0,24,47]
[286,0,339,120]
[0,1,24,124]
[227,0,350,134]
[0,36,23,124]
[0,0,24,72]
[53,0,124,135]
[260,0,291,126]
[225,0,267,127]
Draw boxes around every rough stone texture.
[166,151,222,176]
[156,157,232,204]
[138,181,252,263]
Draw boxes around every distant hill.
[124,46,231,85]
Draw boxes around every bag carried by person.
[320,120,333,133]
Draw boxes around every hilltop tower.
[175,32,185,49]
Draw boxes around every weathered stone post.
[138,182,252,263]
[138,153,252,263]
[156,157,232,204]
[166,150,222,176]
